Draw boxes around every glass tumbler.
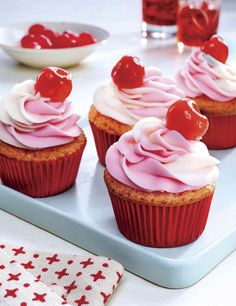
[142,0,179,39]
[177,0,221,47]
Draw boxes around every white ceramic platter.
[0,22,109,68]
[0,124,235,289]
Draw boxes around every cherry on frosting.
[34,67,72,102]
[201,35,228,64]
[111,55,145,89]
[166,98,209,141]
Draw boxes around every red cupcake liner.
[0,142,86,198]
[108,190,214,247]
[89,121,120,166]
[202,114,236,149]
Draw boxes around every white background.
[0,1,236,305]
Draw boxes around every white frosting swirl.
[106,117,219,193]
[0,80,81,149]
[176,50,236,101]
[94,67,184,125]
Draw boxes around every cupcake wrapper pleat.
[89,121,120,166]
[202,114,236,149]
[0,142,86,198]
[108,190,214,248]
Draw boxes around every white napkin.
[0,242,124,305]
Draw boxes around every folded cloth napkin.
[0,242,124,306]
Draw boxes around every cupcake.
[104,99,219,247]
[89,55,184,165]
[176,35,236,149]
[0,67,86,198]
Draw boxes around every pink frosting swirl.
[176,50,236,101]
[0,80,81,149]
[94,67,185,125]
[105,118,219,193]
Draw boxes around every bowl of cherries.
[0,22,109,68]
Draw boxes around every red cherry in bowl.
[43,29,59,45]
[21,35,41,49]
[61,31,78,47]
[21,34,52,49]
[63,30,78,41]
[28,23,45,35]
[111,55,145,89]
[201,35,228,64]
[54,34,73,48]
[33,34,52,49]
[76,32,96,46]
[35,67,72,102]
[166,98,209,140]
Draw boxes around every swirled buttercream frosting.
[94,67,185,125]
[176,49,236,101]
[0,80,81,149]
[106,117,219,193]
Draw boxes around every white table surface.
[0,1,236,305]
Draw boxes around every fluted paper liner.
[202,114,236,149]
[89,121,120,166]
[0,142,86,198]
[108,190,214,248]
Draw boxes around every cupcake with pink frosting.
[176,35,236,149]
[0,67,86,197]
[89,55,184,165]
[104,99,219,247]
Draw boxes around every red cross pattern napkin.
[0,242,124,305]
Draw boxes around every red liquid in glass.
[177,2,220,46]
[142,0,178,26]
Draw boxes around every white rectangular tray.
[0,124,236,289]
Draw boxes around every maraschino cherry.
[34,67,72,102]
[20,23,96,49]
[28,24,45,35]
[21,35,41,49]
[201,35,228,64]
[166,98,209,140]
[21,32,52,49]
[77,32,96,46]
[43,29,59,45]
[111,55,145,89]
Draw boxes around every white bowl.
[0,22,109,68]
